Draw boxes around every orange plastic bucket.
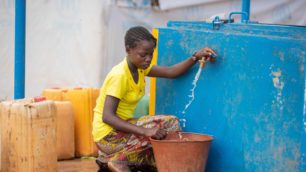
[150,132,213,172]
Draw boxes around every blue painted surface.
[168,21,306,39]
[154,22,306,171]
[241,0,250,22]
[302,59,306,172]
[14,0,26,99]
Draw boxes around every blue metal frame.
[241,0,250,22]
[14,0,26,99]
[229,12,249,23]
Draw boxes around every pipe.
[14,0,26,99]
[241,0,250,22]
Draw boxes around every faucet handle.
[199,57,207,68]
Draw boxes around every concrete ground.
[58,159,157,172]
[58,159,99,172]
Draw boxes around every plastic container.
[150,132,213,172]
[42,88,99,157]
[133,95,149,118]
[0,100,57,172]
[54,101,75,160]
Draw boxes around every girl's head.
[125,26,157,69]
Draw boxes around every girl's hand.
[193,47,217,62]
[143,127,167,140]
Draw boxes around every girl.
[92,26,216,172]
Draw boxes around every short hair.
[124,26,157,49]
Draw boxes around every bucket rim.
[149,132,214,143]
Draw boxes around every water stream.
[181,66,203,127]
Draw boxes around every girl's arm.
[148,47,216,78]
[102,95,167,139]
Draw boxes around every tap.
[199,53,217,68]
[199,57,207,68]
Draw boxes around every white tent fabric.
[0,0,305,100]
[158,0,224,10]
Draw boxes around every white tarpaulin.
[158,0,224,10]
[1,0,305,100]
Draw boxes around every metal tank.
[150,10,306,172]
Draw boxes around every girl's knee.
[161,115,181,131]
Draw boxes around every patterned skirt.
[96,115,181,166]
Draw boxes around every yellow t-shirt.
[92,57,153,141]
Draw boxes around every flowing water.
[181,66,203,128]
[178,132,183,140]
[182,66,203,114]
[178,132,189,141]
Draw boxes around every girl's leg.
[96,131,132,171]
[107,161,131,172]
[96,115,180,171]
[135,114,181,132]
[123,115,181,165]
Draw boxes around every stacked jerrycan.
[0,98,57,172]
[53,101,75,160]
[42,88,99,158]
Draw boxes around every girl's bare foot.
[107,161,131,172]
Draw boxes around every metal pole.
[241,0,250,22]
[14,0,26,99]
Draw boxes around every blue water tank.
[153,21,306,171]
